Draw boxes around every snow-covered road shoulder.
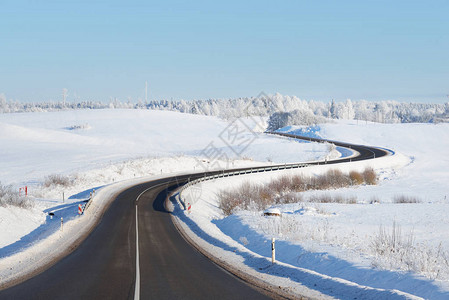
[0,174,169,289]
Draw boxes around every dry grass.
[371,222,449,280]
[219,168,377,215]
[268,175,293,194]
[0,182,33,208]
[363,168,377,185]
[393,195,421,204]
[349,171,364,185]
[43,174,73,188]
[309,194,357,204]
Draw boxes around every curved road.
[0,175,271,299]
[0,133,389,299]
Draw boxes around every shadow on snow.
[171,193,449,300]
[0,186,103,260]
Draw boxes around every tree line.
[1,93,448,127]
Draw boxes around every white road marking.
[134,205,140,300]
[133,183,170,300]
[132,179,189,299]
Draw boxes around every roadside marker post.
[271,238,276,264]
[19,186,28,197]
[61,217,63,232]
[78,204,83,215]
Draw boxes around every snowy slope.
[0,109,332,283]
[179,121,449,299]
[0,109,332,186]
[1,109,448,299]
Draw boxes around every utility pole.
[62,88,68,107]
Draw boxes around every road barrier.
[78,132,390,213]
[177,161,311,210]
[178,132,391,210]
[82,189,96,213]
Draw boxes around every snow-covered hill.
[0,109,332,251]
[1,109,448,299]
[180,121,449,299]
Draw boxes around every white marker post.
[61,217,63,231]
[271,238,276,264]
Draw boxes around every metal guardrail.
[178,162,311,209]
[83,189,96,213]
[178,132,392,210]
[79,132,390,212]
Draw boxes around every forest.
[1,93,448,129]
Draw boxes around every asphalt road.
[0,133,388,299]
[0,176,270,300]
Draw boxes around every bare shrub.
[326,169,352,188]
[218,190,242,216]
[363,168,377,185]
[43,174,73,188]
[218,168,377,215]
[349,171,364,185]
[218,182,266,215]
[393,195,421,204]
[257,186,274,204]
[0,182,33,209]
[278,192,303,204]
[291,175,306,192]
[251,186,271,211]
[312,169,352,190]
[268,175,292,195]
[309,194,333,203]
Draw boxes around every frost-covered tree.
[1,92,448,125]
[345,99,355,120]
[267,109,327,131]
[267,112,289,131]
[0,93,7,113]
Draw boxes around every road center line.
[134,205,140,300]
[134,186,156,300]
[133,182,172,300]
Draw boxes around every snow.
[178,121,449,299]
[0,109,330,186]
[0,109,330,287]
[1,109,449,299]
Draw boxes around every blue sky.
[1,0,448,103]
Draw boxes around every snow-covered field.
[1,109,448,299]
[0,109,334,186]
[179,121,449,299]
[0,109,332,284]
